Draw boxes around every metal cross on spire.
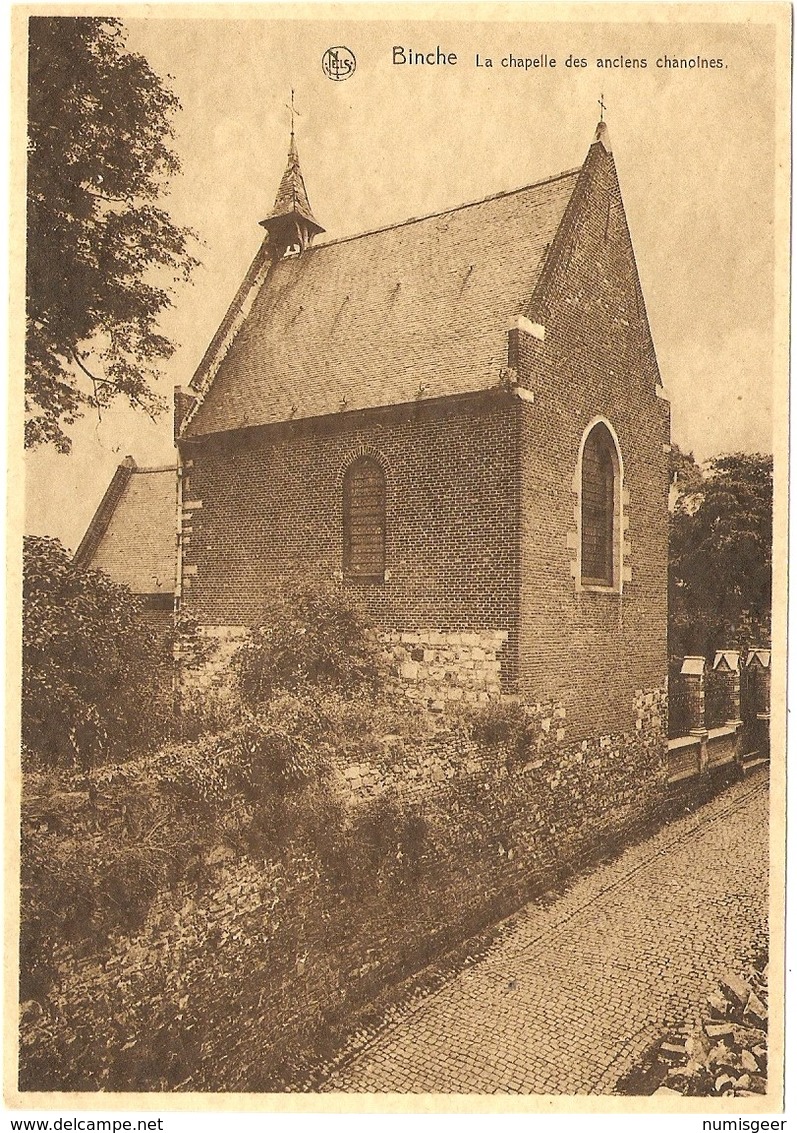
[286,89,300,137]
[598,93,607,123]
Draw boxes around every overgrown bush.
[22,535,174,769]
[19,750,448,1090]
[20,687,345,1002]
[453,699,542,770]
[20,766,216,1002]
[234,574,388,706]
[229,694,329,796]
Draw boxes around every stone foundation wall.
[176,624,512,708]
[383,628,509,707]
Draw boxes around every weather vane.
[598,93,607,123]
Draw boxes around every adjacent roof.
[185,166,581,438]
[74,462,177,595]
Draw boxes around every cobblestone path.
[322,772,769,1094]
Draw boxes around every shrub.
[229,695,330,798]
[22,536,174,769]
[459,700,541,768]
[298,688,436,769]
[234,574,387,706]
[350,794,430,890]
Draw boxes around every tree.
[22,536,173,768]
[669,452,772,658]
[668,442,704,505]
[26,17,198,452]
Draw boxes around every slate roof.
[185,166,581,438]
[75,464,177,595]
[263,132,323,231]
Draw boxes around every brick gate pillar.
[712,650,742,725]
[745,648,771,761]
[680,656,708,773]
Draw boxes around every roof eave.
[181,385,515,446]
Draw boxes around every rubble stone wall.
[24,685,668,1091]
[332,688,666,822]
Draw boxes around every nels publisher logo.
[322,46,356,80]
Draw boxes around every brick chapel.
[173,119,671,744]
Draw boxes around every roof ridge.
[131,465,177,475]
[300,166,582,253]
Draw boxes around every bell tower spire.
[260,92,325,257]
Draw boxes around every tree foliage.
[669,452,772,657]
[668,442,704,503]
[26,17,198,452]
[22,535,173,769]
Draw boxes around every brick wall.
[138,606,175,632]
[514,139,670,739]
[179,395,521,687]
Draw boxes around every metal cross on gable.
[598,93,607,123]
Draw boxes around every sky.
[20,5,786,551]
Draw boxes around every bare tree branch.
[69,348,159,424]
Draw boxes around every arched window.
[580,422,619,587]
[343,456,386,581]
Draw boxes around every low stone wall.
[332,690,668,847]
[21,684,668,1091]
[666,723,744,784]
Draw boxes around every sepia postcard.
[4,1,791,1122]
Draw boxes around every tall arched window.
[343,456,386,581]
[580,422,619,587]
